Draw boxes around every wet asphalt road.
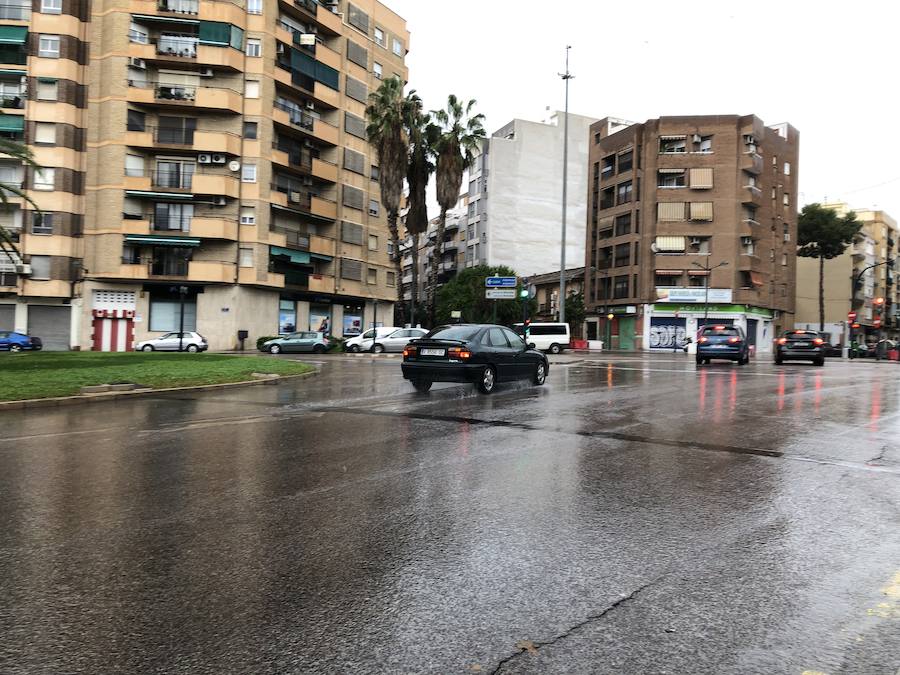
[0,352,898,674]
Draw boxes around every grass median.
[0,352,316,402]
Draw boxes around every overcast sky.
[386,0,900,218]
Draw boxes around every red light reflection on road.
[699,369,707,412]
[869,386,882,432]
[794,375,804,413]
[777,372,786,411]
[814,374,823,413]
[729,371,737,413]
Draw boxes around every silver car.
[137,331,208,352]
[261,331,329,354]
[371,328,428,353]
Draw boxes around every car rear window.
[701,327,739,336]
[425,325,481,341]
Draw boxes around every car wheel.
[549,343,561,354]
[313,344,325,354]
[10,344,22,352]
[269,344,281,354]
[695,356,703,366]
[186,344,199,353]
[372,343,385,354]
[814,358,825,366]
[412,379,432,393]
[477,365,496,394]
[141,345,154,352]
[775,357,783,365]
[349,344,360,353]
[533,361,547,385]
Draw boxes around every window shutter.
[345,76,367,103]
[341,221,363,245]
[342,184,364,210]
[199,21,231,46]
[341,258,362,281]
[657,202,685,221]
[689,168,713,189]
[343,148,365,175]
[655,236,686,252]
[689,202,713,221]
[347,4,369,33]
[344,113,366,139]
[346,39,367,68]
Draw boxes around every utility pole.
[692,260,729,329]
[177,285,188,351]
[558,45,573,325]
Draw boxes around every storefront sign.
[652,303,774,318]
[656,287,733,303]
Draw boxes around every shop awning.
[125,190,195,200]
[655,269,683,276]
[310,252,333,261]
[655,235,686,252]
[658,168,685,174]
[131,13,199,25]
[688,269,710,276]
[659,134,686,140]
[0,114,24,132]
[0,26,27,45]
[270,245,310,264]
[0,69,25,76]
[125,235,200,247]
[749,271,764,286]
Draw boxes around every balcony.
[129,37,244,71]
[125,125,242,155]
[312,157,337,182]
[191,173,239,197]
[272,102,339,146]
[738,254,762,272]
[280,269,335,293]
[741,152,763,174]
[127,81,242,113]
[742,185,762,205]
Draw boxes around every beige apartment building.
[585,115,798,352]
[0,0,407,350]
[795,203,898,344]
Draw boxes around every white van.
[514,322,571,354]
[344,326,401,353]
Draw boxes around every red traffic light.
[852,322,861,329]
[875,297,885,306]
[874,319,882,327]
[847,311,857,320]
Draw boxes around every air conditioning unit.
[211,154,226,164]
[741,236,753,245]
[692,134,702,143]
[198,153,212,164]
[199,68,214,78]
[289,191,302,203]
[127,57,146,69]
[305,101,315,110]
[212,196,226,206]
[303,139,313,148]
[301,176,313,186]
[690,237,702,245]
[15,263,31,275]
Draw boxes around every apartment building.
[795,203,898,343]
[465,111,597,278]
[585,115,798,352]
[0,0,408,350]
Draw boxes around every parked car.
[372,327,428,353]
[775,329,826,366]
[513,322,571,354]
[260,331,329,354]
[0,331,42,352]
[137,331,208,352]
[401,324,549,394]
[695,324,750,365]
[817,333,843,357]
[343,326,401,353]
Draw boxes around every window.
[150,296,197,331]
[633,243,639,266]
[613,275,629,299]
[783,193,790,206]
[744,135,758,154]
[657,202,685,221]
[655,273,681,287]
[659,136,686,153]
[241,164,256,182]
[689,202,713,221]
[688,237,711,254]
[29,255,51,279]
[784,162,791,175]
[614,213,631,237]
[744,173,758,189]
[31,212,53,234]
[614,243,630,267]
[122,244,140,264]
[345,112,366,139]
[655,235,686,253]
[657,169,686,188]
[367,267,377,284]
[343,148,365,175]
[40,0,62,13]
[373,62,382,79]
[782,253,788,266]
[33,167,54,190]
[153,202,193,231]
[386,270,395,286]
[616,181,632,205]
[155,160,194,189]
[689,274,706,287]
[601,154,615,177]
[392,37,403,56]
[239,247,253,267]
[38,35,60,58]
[242,121,258,139]
[370,165,379,182]
[600,186,615,210]
[36,79,58,100]
[374,27,385,47]
[247,0,262,13]
[368,199,379,216]
[368,234,378,250]
[244,80,260,99]
[245,38,261,57]
[689,168,713,189]
[34,122,56,144]
[239,207,255,224]
[741,238,755,256]
[347,4,369,34]
[694,135,713,153]
[127,109,146,132]
[617,150,633,173]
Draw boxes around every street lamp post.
[692,260,729,329]
[176,285,188,351]
[558,46,573,325]
[850,258,894,357]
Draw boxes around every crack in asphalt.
[866,445,890,465]
[489,582,655,674]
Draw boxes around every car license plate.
[421,348,445,356]
[794,342,809,347]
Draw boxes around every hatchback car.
[372,327,428,353]
[401,324,549,394]
[136,331,208,352]
[0,331,42,352]
[695,325,750,365]
[774,329,825,365]
[260,331,329,354]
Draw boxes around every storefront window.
[279,299,296,334]
[309,304,331,335]
[342,303,363,336]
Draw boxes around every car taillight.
[698,336,708,343]
[403,345,417,357]
[813,338,824,345]
[448,347,471,360]
[777,338,787,345]
[728,337,741,344]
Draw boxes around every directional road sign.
[485,288,517,300]
[485,276,517,288]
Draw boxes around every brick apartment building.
[0,0,407,350]
[585,115,798,352]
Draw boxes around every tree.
[0,138,40,268]
[798,203,862,331]
[566,291,585,337]
[435,265,535,325]
[366,77,411,322]
[428,95,485,323]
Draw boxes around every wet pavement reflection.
[0,353,898,674]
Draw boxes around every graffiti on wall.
[649,317,687,349]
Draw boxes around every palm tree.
[366,76,411,322]
[403,91,436,327]
[0,138,40,265]
[428,95,485,323]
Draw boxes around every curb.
[0,369,319,412]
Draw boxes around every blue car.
[0,331,43,352]
[696,324,749,365]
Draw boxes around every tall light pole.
[558,45,573,325]
[692,260,729,327]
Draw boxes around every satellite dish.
[650,242,659,253]
[228,160,241,172]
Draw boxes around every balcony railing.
[0,90,24,108]
[272,142,314,171]
[158,0,199,14]
[0,3,29,20]
[155,34,199,58]
[0,271,17,286]
[273,100,315,130]
[151,258,190,276]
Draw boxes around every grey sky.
[387,0,900,218]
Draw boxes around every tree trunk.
[410,232,419,327]
[819,254,825,332]
[386,211,405,325]
[428,207,447,326]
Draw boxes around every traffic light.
[523,318,531,337]
[520,277,529,298]
[875,297,885,307]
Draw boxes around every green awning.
[132,13,199,25]
[125,235,200,247]
[199,20,230,46]
[310,253,333,262]
[0,69,25,76]
[125,190,195,200]
[0,114,24,132]
[0,26,27,45]
[270,246,310,264]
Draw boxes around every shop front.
[585,305,641,350]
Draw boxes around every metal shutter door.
[28,306,70,350]
[0,304,14,330]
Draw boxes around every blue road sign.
[485,276,517,288]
